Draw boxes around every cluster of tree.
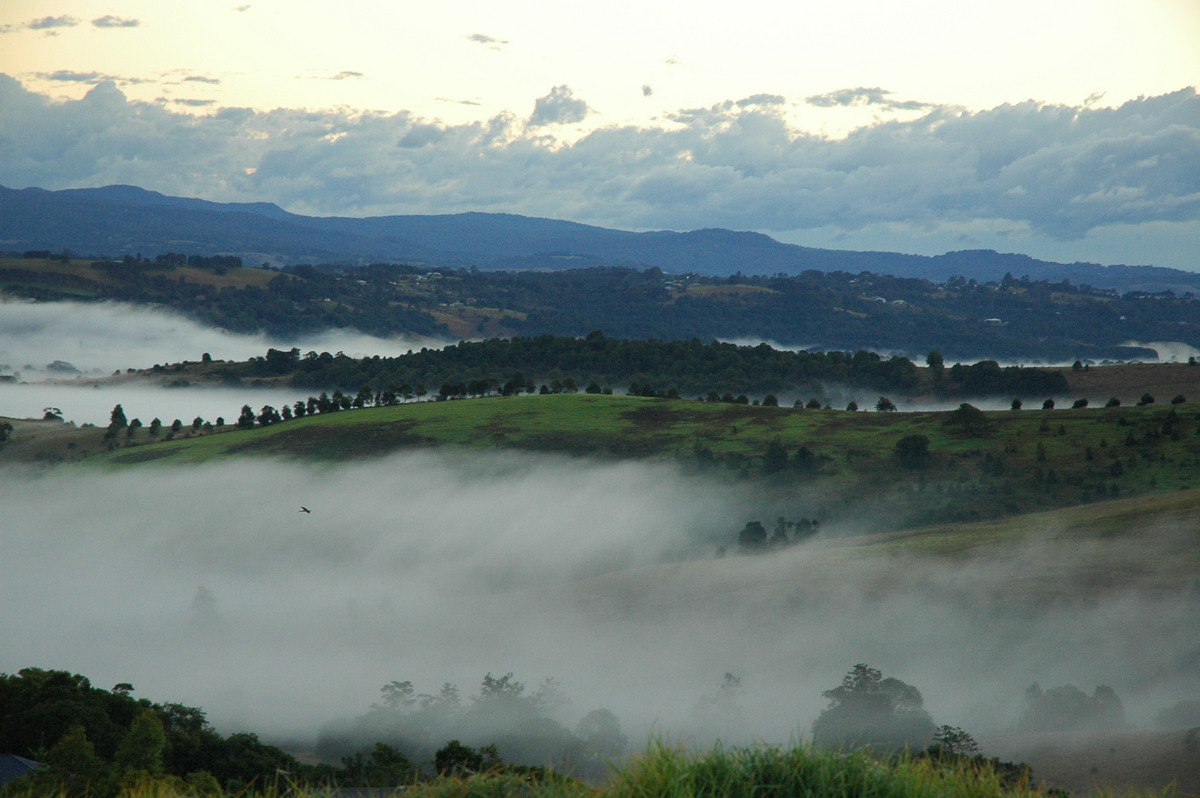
[223,334,924,398]
[102,405,217,445]
[1018,683,1126,733]
[316,673,627,782]
[930,357,1070,397]
[0,668,306,795]
[0,668,606,795]
[733,517,821,552]
[810,664,1038,790]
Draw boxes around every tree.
[237,405,255,428]
[1042,399,1055,410]
[762,393,779,407]
[115,709,166,776]
[762,440,789,474]
[930,725,979,756]
[943,403,990,435]
[0,421,13,442]
[925,350,944,378]
[105,404,128,438]
[34,724,108,798]
[1011,398,1022,410]
[875,396,897,412]
[433,739,489,776]
[1138,393,1155,406]
[148,418,162,438]
[811,664,937,751]
[737,521,767,552]
[574,708,627,758]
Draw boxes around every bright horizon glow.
[4,1,1197,134]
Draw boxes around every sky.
[0,1,1198,268]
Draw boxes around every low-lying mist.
[0,298,448,425]
[0,298,444,376]
[2,451,1197,757]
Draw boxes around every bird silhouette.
[299,506,311,514]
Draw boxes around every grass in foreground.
[4,741,1179,798]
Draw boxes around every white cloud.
[528,84,590,127]
[26,15,79,30]
[91,15,139,29]
[0,75,1197,267]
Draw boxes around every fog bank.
[2,452,1196,752]
[0,298,443,377]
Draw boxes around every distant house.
[0,754,42,787]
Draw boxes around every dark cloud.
[528,84,590,127]
[27,15,80,30]
[807,87,933,111]
[0,75,1196,261]
[172,98,216,107]
[92,15,139,29]
[184,76,222,85]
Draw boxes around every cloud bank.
[0,75,1197,266]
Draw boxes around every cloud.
[806,86,933,112]
[642,85,653,98]
[27,15,80,30]
[303,71,363,81]
[92,15,139,29]
[528,84,590,127]
[36,70,104,83]
[183,75,221,85]
[171,98,216,107]
[0,75,1197,265]
[466,32,508,48]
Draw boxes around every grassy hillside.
[5,392,1197,532]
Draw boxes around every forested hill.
[3,183,1199,292]
[6,254,1199,361]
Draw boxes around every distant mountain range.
[2,183,1198,293]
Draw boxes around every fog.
[2,452,1196,754]
[0,298,447,425]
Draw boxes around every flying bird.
[299,506,311,514]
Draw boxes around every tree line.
[213,334,1071,399]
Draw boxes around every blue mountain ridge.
[1,184,1196,293]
